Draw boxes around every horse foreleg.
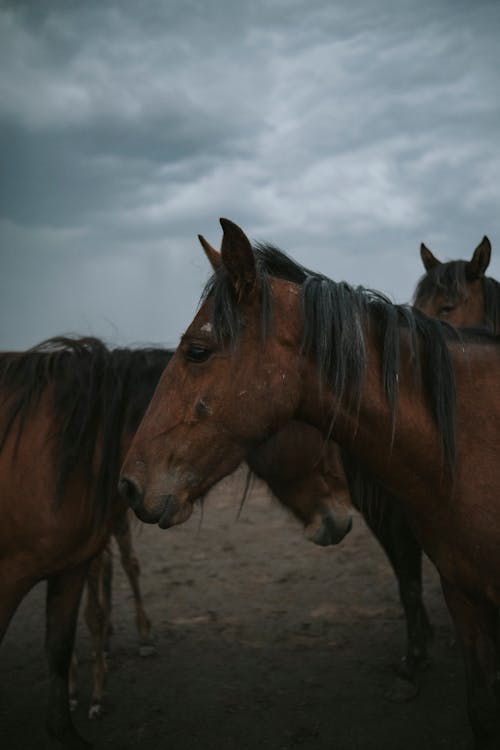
[113,513,154,655]
[364,501,432,681]
[0,580,30,643]
[441,579,500,749]
[45,562,92,749]
[68,651,78,711]
[84,548,112,719]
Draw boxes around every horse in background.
[68,509,154,720]
[0,336,351,748]
[120,219,500,748]
[414,236,499,330]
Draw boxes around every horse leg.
[68,651,79,711]
[113,513,154,656]
[441,580,500,749]
[45,563,92,749]
[84,549,112,719]
[363,500,432,682]
[0,581,29,643]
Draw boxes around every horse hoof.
[397,654,430,681]
[88,702,104,720]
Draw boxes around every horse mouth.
[157,494,193,529]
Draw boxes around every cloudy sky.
[1,0,499,350]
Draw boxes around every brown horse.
[120,219,500,749]
[0,336,351,748]
[414,235,500,331]
[0,338,172,748]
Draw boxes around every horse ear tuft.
[198,234,222,271]
[467,236,491,279]
[420,243,441,272]
[219,218,256,300]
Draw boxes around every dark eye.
[185,343,212,363]
[438,305,455,316]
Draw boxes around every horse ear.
[198,234,222,271]
[467,236,491,279]
[420,243,441,271]
[219,218,256,299]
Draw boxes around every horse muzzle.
[306,509,353,546]
[157,494,194,528]
[118,476,193,528]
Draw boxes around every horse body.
[412,238,500,597]
[0,340,172,748]
[0,395,109,624]
[120,219,500,747]
[1,336,353,747]
[317,336,500,596]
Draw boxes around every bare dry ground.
[1,468,471,750]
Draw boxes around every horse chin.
[305,510,353,546]
[129,491,193,528]
[157,493,193,529]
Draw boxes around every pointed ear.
[420,243,441,271]
[467,236,491,279]
[219,218,256,299]
[198,234,222,271]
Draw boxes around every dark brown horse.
[414,236,500,331]
[0,336,351,748]
[121,219,500,749]
[0,338,172,748]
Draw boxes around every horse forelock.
[201,243,457,465]
[413,260,470,307]
[413,260,500,337]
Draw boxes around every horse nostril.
[118,476,143,511]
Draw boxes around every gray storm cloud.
[1,0,499,349]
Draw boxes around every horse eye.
[438,305,455,316]
[185,344,212,363]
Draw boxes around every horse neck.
[297,326,451,505]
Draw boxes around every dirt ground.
[1,467,472,750]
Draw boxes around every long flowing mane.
[0,337,172,516]
[202,244,460,465]
[413,261,500,334]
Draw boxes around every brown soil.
[1,468,471,750]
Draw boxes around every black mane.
[413,261,500,334]
[0,337,172,516]
[202,244,459,465]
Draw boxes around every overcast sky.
[1,0,499,350]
